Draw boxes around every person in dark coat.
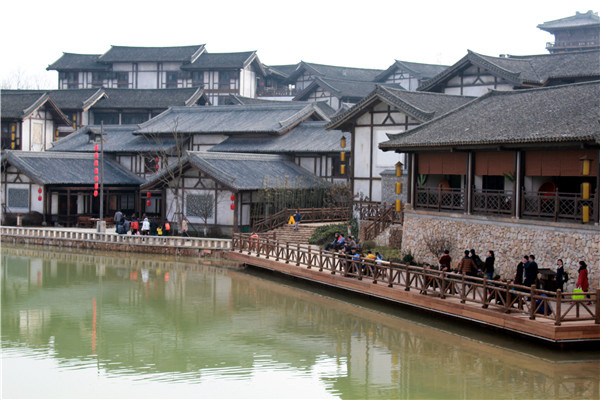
[524,254,539,287]
[515,255,527,285]
[469,249,483,276]
[555,259,565,292]
[484,250,495,280]
[457,250,477,275]
[439,250,452,272]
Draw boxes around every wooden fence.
[232,233,598,326]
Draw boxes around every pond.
[1,244,598,399]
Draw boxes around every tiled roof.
[49,125,184,153]
[209,121,347,153]
[134,103,323,135]
[538,10,600,31]
[98,45,205,63]
[327,86,475,129]
[47,53,107,71]
[294,77,401,102]
[94,88,207,109]
[380,81,600,151]
[228,95,336,119]
[182,51,258,69]
[418,50,600,91]
[375,60,449,82]
[1,92,71,125]
[2,150,144,186]
[2,89,106,111]
[265,64,300,78]
[286,61,383,83]
[144,151,329,191]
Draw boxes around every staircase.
[267,223,321,244]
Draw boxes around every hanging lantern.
[94,168,99,175]
[94,152,99,159]
[94,183,99,190]
[94,160,99,167]
[146,200,152,207]
[155,157,159,163]
[230,194,235,201]
[340,151,345,162]
[396,162,403,177]
[146,192,151,198]
[230,203,235,210]
[38,187,42,194]
[94,175,99,182]
[340,164,346,175]
[340,135,346,149]
[155,163,159,170]
[94,144,99,152]
[94,190,98,197]
[38,195,42,202]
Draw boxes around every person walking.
[576,261,590,303]
[141,216,150,235]
[484,250,495,280]
[554,259,565,292]
[293,209,302,230]
[130,214,139,235]
[114,210,123,233]
[181,217,189,237]
[470,249,483,276]
[457,250,477,276]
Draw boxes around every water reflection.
[2,244,599,399]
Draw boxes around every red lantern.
[146,200,151,207]
[94,152,99,159]
[94,176,99,182]
[146,192,151,198]
[155,157,159,163]
[94,144,99,151]
[230,203,235,210]
[38,187,42,194]
[155,164,159,170]
[38,196,42,201]
[93,190,98,197]
[94,160,99,167]
[94,183,99,190]
[230,194,235,201]
[94,168,99,175]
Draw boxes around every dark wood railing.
[415,187,465,211]
[522,190,595,222]
[232,233,599,326]
[252,207,351,232]
[473,189,514,216]
[362,205,402,241]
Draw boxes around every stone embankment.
[401,211,600,287]
[0,226,231,256]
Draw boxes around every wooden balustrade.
[252,206,352,232]
[232,233,598,325]
[1,226,232,250]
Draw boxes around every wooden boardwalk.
[227,234,600,344]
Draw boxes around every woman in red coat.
[576,261,590,303]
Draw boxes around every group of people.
[439,248,495,279]
[113,210,175,236]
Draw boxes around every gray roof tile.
[98,45,205,63]
[47,53,107,71]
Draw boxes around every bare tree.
[1,68,54,90]
[424,234,453,259]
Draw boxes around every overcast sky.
[1,0,598,88]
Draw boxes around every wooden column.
[515,151,523,219]
[406,152,413,205]
[596,149,600,224]
[67,188,71,226]
[410,153,417,206]
[233,192,239,233]
[466,152,474,214]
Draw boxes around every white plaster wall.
[191,133,228,151]
[354,180,370,199]
[111,63,131,71]
[354,126,371,178]
[373,128,402,169]
[51,193,58,214]
[240,68,256,97]
[137,62,157,89]
[299,157,316,174]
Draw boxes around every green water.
[1,244,598,399]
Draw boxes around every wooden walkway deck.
[227,234,600,344]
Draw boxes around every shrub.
[402,252,416,265]
[309,219,358,246]
[362,240,377,251]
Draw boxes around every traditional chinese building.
[538,10,600,53]
[380,81,600,277]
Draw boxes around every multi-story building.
[538,10,600,53]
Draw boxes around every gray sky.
[1,0,598,88]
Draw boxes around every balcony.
[473,189,513,216]
[522,190,595,223]
[415,187,465,212]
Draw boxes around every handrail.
[252,206,352,232]
[362,204,402,241]
[232,233,598,326]
[0,226,232,250]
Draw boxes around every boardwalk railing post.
[404,266,410,292]
[440,271,446,299]
[555,290,562,326]
[596,288,600,324]
[482,276,489,309]
[285,243,290,264]
[265,237,270,259]
[460,274,466,303]
[307,246,311,269]
[296,243,300,266]
[319,249,323,272]
[504,281,511,313]
[529,285,536,320]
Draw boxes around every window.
[92,72,107,88]
[1,123,20,150]
[121,112,148,124]
[332,154,350,178]
[192,71,205,87]
[93,112,119,125]
[144,155,159,173]
[219,71,231,89]
[8,188,29,208]
[166,71,179,88]
[186,194,214,218]
[116,72,129,88]
[62,71,79,89]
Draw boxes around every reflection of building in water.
[1,245,599,399]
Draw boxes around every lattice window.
[8,188,29,208]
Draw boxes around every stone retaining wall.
[401,211,600,287]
